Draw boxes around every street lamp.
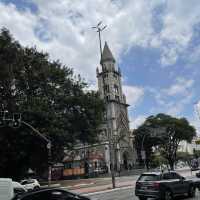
[141,134,147,170]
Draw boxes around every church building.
[63,42,136,176]
[96,42,135,171]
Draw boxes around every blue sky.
[0,0,200,133]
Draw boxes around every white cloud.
[129,115,146,129]
[154,0,200,66]
[147,77,195,116]
[123,85,144,107]
[1,0,200,79]
[164,77,194,96]
[167,92,194,116]
[0,0,156,82]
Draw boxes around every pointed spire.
[100,42,115,64]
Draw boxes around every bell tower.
[97,42,133,170]
[97,42,127,105]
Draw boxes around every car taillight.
[153,182,160,189]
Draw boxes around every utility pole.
[92,21,107,58]
[108,127,116,188]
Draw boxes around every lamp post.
[141,134,147,170]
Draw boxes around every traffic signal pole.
[21,121,52,186]
[0,111,52,186]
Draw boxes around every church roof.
[100,42,115,64]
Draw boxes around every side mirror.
[180,176,185,181]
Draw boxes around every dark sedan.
[12,187,90,200]
[135,171,196,200]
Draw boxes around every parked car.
[12,187,91,200]
[20,179,40,191]
[135,171,196,200]
[12,181,27,196]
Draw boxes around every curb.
[83,185,133,196]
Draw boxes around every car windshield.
[138,174,160,181]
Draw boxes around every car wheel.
[164,190,173,200]
[188,185,196,197]
[138,197,147,200]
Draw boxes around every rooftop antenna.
[92,21,107,58]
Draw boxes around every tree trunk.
[169,159,174,170]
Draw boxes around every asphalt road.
[88,187,200,200]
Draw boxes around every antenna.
[92,21,107,58]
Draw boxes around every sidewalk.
[69,179,136,194]
[66,168,196,194]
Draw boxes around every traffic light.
[0,111,5,127]
[12,113,21,128]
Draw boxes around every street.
[88,187,200,200]
[61,168,193,194]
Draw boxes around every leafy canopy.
[134,113,196,169]
[0,28,104,179]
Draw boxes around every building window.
[104,85,109,93]
[103,73,108,78]
[114,84,119,93]
[106,95,110,101]
[113,72,117,79]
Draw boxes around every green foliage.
[151,155,168,168]
[134,113,196,169]
[176,151,192,162]
[193,150,200,158]
[0,28,104,179]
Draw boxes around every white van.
[0,178,14,200]
[0,178,27,200]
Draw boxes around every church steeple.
[100,42,115,64]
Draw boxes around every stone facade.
[96,42,136,171]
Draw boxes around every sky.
[0,0,200,133]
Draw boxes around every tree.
[136,113,196,170]
[0,28,104,179]
[134,124,162,168]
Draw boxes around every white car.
[20,179,40,191]
[12,181,27,195]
